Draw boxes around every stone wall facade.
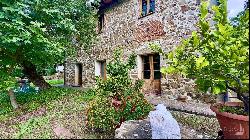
[65,0,217,96]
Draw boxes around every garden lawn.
[0,87,113,139]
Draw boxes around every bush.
[86,49,153,131]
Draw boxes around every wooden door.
[75,63,82,86]
[142,54,161,95]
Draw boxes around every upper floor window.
[140,0,155,18]
[98,13,105,33]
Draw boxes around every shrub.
[86,49,153,131]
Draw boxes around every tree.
[0,0,98,90]
[151,0,249,114]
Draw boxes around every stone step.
[146,96,216,117]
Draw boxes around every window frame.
[100,60,107,80]
[98,13,105,33]
[142,54,161,80]
[143,55,151,79]
[95,60,107,80]
[139,0,156,18]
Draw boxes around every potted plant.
[150,0,249,139]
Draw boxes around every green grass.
[46,79,64,85]
[0,87,114,139]
[0,87,90,121]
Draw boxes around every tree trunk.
[8,90,19,109]
[22,61,51,90]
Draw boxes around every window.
[95,60,107,80]
[143,55,150,79]
[98,13,104,33]
[100,61,106,79]
[140,0,155,17]
[149,0,155,13]
[153,54,161,79]
[142,54,161,80]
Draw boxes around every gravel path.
[180,124,216,139]
[115,118,217,139]
[145,94,216,117]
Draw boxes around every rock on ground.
[115,118,216,139]
[115,119,152,139]
[145,94,216,117]
[149,104,181,139]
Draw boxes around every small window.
[143,55,150,79]
[141,0,148,17]
[95,60,107,80]
[98,13,104,33]
[140,0,155,18]
[100,61,106,79]
[149,0,155,13]
[153,54,160,80]
[142,54,161,79]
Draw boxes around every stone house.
[64,0,218,97]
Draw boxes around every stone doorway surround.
[95,59,107,80]
[136,46,161,95]
[74,63,83,87]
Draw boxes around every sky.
[228,0,246,19]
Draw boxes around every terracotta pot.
[210,102,249,139]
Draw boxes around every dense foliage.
[0,0,98,90]
[86,49,153,131]
[151,0,249,114]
